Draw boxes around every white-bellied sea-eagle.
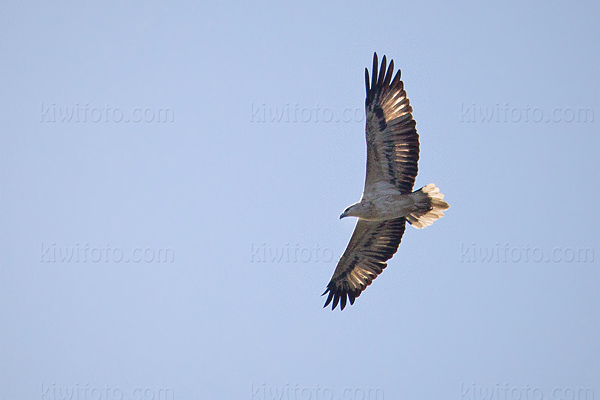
[322,53,449,310]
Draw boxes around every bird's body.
[342,183,448,224]
[323,53,449,310]
[343,193,420,221]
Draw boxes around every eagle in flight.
[322,53,449,310]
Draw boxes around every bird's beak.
[339,212,347,219]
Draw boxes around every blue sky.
[1,1,599,399]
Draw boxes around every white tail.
[406,184,449,229]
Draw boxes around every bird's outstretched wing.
[363,52,419,196]
[322,218,406,310]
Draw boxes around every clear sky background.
[1,1,599,399]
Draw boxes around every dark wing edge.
[364,52,420,195]
[365,52,397,107]
[322,218,407,310]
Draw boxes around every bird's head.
[340,203,369,219]
[339,206,353,219]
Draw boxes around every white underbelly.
[365,194,416,221]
